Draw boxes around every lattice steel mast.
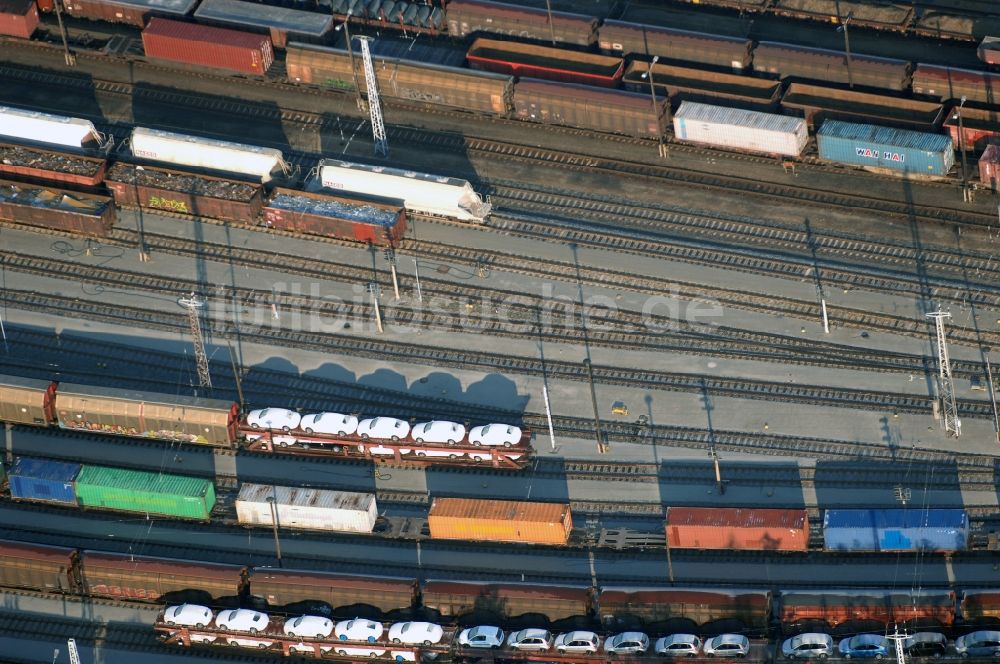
[180,292,212,388]
[927,311,959,437]
[356,35,388,157]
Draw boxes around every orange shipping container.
[666,507,808,551]
[428,498,572,545]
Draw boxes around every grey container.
[817,120,954,175]
[672,101,808,157]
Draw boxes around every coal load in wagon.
[0,144,102,177]
[107,163,257,202]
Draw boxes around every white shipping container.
[673,101,808,157]
[130,127,286,182]
[0,106,101,148]
[317,159,491,223]
[235,483,377,533]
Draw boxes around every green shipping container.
[74,465,215,521]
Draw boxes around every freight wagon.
[263,188,407,245]
[466,37,624,88]
[622,61,782,111]
[672,101,809,157]
[249,568,417,612]
[9,456,217,521]
[752,42,911,92]
[779,590,957,629]
[598,20,752,72]
[945,105,1000,153]
[130,127,288,183]
[427,497,573,545]
[78,551,244,602]
[105,162,264,224]
[316,159,491,223]
[193,0,333,49]
[285,42,514,115]
[0,142,107,189]
[446,0,598,47]
[0,105,103,149]
[912,64,1000,105]
[980,145,1000,191]
[780,83,944,132]
[599,587,772,631]
[0,178,115,237]
[513,78,667,139]
[0,375,53,426]
[980,37,1000,66]
[0,0,37,39]
[823,509,969,552]
[768,0,914,32]
[61,0,197,28]
[666,507,808,552]
[235,483,378,534]
[422,580,593,623]
[816,120,955,176]
[141,18,275,76]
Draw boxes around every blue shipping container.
[817,120,955,175]
[876,508,968,552]
[823,509,878,551]
[824,509,968,552]
[8,457,81,506]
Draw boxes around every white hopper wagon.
[0,106,103,148]
[130,127,288,182]
[317,159,491,223]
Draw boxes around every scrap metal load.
[264,188,407,244]
[129,127,287,182]
[0,105,102,148]
[317,158,491,223]
[0,179,113,236]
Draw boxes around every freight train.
[0,374,532,468]
[0,123,495,242]
[3,535,998,632]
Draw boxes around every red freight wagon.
[979,144,1000,191]
[466,37,624,88]
[944,105,1000,153]
[0,540,74,593]
[263,188,406,246]
[779,590,956,628]
[141,17,274,76]
[599,587,771,629]
[0,142,107,189]
[62,0,198,28]
[80,552,244,601]
[0,0,38,38]
[249,569,418,612]
[666,507,809,551]
[961,589,1000,622]
[423,580,593,623]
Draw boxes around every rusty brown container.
[961,590,1000,621]
[980,145,1000,191]
[142,18,274,75]
[80,552,244,602]
[249,569,417,613]
[0,0,38,38]
[286,42,513,115]
[428,497,572,545]
[0,375,55,425]
[781,83,944,131]
[666,507,808,551]
[599,20,752,71]
[422,580,593,623]
[446,0,597,47]
[263,188,406,246]
[54,382,238,447]
[513,78,667,139]
[0,178,114,237]
[0,142,107,189]
[913,65,1000,104]
[0,539,74,592]
[105,162,262,224]
[623,60,781,111]
[753,42,911,91]
[467,37,623,88]
[779,590,956,628]
[599,587,771,629]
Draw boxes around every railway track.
[3,312,996,472]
